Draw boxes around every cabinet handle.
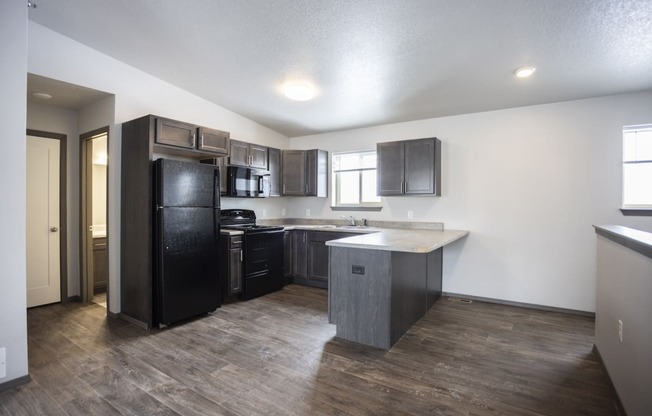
[240,250,243,261]
[191,133,197,148]
[199,134,204,148]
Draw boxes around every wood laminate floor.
[1,285,620,416]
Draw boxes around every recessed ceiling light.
[31,92,52,100]
[283,84,315,101]
[514,67,536,78]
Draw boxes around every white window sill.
[330,205,383,212]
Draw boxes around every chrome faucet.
[341,215,355,226]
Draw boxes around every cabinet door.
[92,237,108,293]
[155,118,197,149]
[292,231,308,278]
[306,149,328,197]
[268,147,281,196]
[405,138,437,195]
[282,150,306,196]
[307,232,330,283]
[228,246,243,295]
[198,127,229,155]
[249,144,269,170]
[283,231,293,281]
[229,140,250,167]
[377,141,405,195]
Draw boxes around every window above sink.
[331,150,383,212]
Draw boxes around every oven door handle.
[249,229,284,236]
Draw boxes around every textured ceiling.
[28,0,652,138]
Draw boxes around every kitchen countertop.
[325,228,469,253]
[594,225,652,260]
[220,222,470,252]
[276,224,380,234]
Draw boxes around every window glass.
[332,151,381,207]
[622,125,652,208]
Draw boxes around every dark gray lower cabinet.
[93,237,108,294]
[290,231,350,289]
[283,231,293,284]
[291,230,308,280]
[220,234,243,300]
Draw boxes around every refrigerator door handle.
[213,169,220,209]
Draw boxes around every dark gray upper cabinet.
[377,141,405,195]
[200,157,227,195]
[377,137,441,196]
[197,127,229,155]
[155,117,197,149]
[268,147,282,197]
[155,116,230,156]
[229,139,268,170]
[281,149,328,197]
[281,150,306,196]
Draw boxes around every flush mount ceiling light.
[31,92,52,100]
[514,66,536,78]
[283,84,315,101]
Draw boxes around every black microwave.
[226,166,270,197]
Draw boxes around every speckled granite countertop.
[325,228,469,253]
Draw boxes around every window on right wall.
[622,124,652,215]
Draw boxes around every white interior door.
[26,135,61,307]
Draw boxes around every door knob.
[50,227,59,232]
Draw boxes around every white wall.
[290,92,652,312]
[26,101,81,297]
[596,235,652,416]
[27,22,291,313]
[0,0,29,385]
[92,164,107,226]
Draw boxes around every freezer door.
[156,206,220,326]
[156,158,219,208]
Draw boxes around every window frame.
[621,124,652,216]
[330,150,383,211]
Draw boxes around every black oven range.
[220,209,284,300]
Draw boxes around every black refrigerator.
[154,158,221,327]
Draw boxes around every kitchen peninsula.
[326,228,469,349]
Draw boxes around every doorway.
[26,130,67,307]
[80,127,109,307]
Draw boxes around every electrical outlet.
[618,319,623,343]
[262,209,267,217]
[407,210,414,219]
[281,208,287,216]
[0,347,6,378]
[306,208,311,217]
